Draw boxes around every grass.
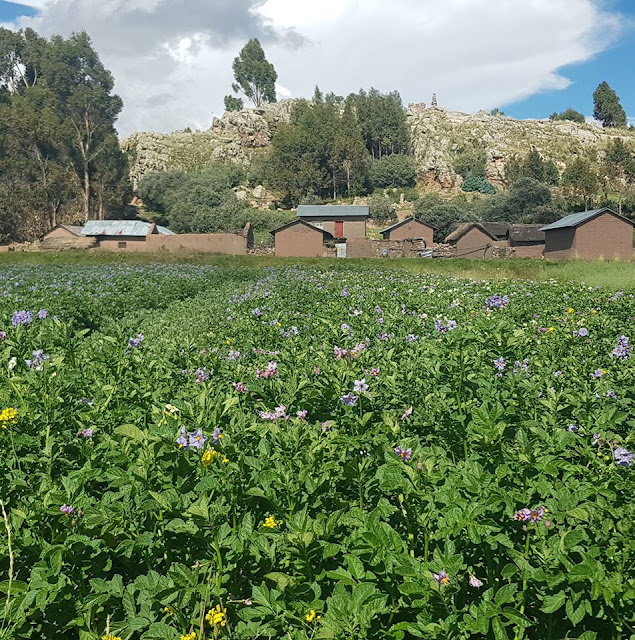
[2,251,635,288]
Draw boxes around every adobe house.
[540,208,635,260]
[380,217,434,245]
[81,220,174,250]
[40,225,96,250]
[509,224,545,258]
[296,205,369,239]
[445,223,497,259]
[271,219,335,257]
[480,222,511,242]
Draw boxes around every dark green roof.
[540,208,633,231]
[297,205,369,218]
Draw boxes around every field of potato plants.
[0,262,633,640]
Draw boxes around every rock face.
[122,101,635,190]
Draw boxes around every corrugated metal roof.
[540,208,632,231]
[156,225,176,235]
[81,220,155,237]
[297,205,369,218]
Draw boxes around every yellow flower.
[547,327,555,333]
[591,309,598,314]
[205,604,227,627]
[180,633,197,640]
[222,457,229,464]
[0,407,18,429]
[567,308,575,313]
[101,635,123,640]
[201,449,220,466]
[163,606,174,615]
[263,515,281,528]
[226,339,231,345]
[305,609,321,622]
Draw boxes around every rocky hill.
[122,101,635,190]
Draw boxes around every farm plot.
[0,264,633,640]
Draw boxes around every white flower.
[8,357,17,371]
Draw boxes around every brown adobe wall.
[95,236,149,250]
[43,227,79,240]
[453,227,494,259]
[385,220,434,244]
[544,228,575,260]
[274,225,325,257]
[146,233,248,254]
[512,243,545,258]
[572,213,633,260]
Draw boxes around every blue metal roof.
[540,208,631,231]
[156,225,176,235]
[81,220,174,237]
[297,205,369,218]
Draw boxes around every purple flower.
[513,359,529,375]
[259,405,289,421]
[395,446,412,461]
[37,309,48,319]
[188,429,207,450]
[256,361,277,379]
[76,428,93,438]
[513,507,545,523]
[494,357,506,371]
[593,433,601,447]
[611,335,630,359]
[435,320,447,334]
[0,331,6,340]
[12,310,33,327]
[485,295,509,309]
[353,378,368,393]
[553,370,563,378]
[341,393,358,407]
[401,406,413,420]
[591,369,605,379]
[128,333,144,349]
[252,307,262,316]
[605,389,617,399]
[468,574,483,588]
[447,320,458,331]
[406,334,419,342]
[25,349,49,369]
[574,327,589,337]
[433,570,450,586]
[176,426,188,449]
[614,447,633,467]
[369,367,380,377]
[227,349,241,360]
[296,409,308,420]
[195,368,211,384]
[60,505,74,516]
[567,424,579,433]
[234,382,248,393]
[212,427,223,444]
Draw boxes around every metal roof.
[297,205,369,219]
[540,208,633,231]
[156,225,176,235]
[380,216,435,236]
[81,220,161,237]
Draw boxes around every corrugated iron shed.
[80,220,176,237]
[540,208,633,231]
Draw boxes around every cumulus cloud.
[12,0,625,135]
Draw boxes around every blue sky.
[1,0,633,134]
[505,0,635,120]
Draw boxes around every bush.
[461,174,496,194]
[368,194,394,222]
[414,195,481,242]
[369,155,416,189]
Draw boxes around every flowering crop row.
[0,264,633,640]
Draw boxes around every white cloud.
[12,0,625,135]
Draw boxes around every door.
[334,221,344,237]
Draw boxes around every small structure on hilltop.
[380,217,434,245]
[540,208,635,260]
[296,205,369,239]
[509,224,545,258]
[445,222,498,259]
[271,219,335,258]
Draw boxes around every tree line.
[0,28,131,242]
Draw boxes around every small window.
[312,221,324,230]
[118,241,127,249]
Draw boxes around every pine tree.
[593,82,627,128]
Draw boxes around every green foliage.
[414,194,479,241]
[593,82,627,128]
[453,144,487,179]
[549,108,586,124]
[230,38,277,108]
[369,154,416,189]
[461,174,496,194]
[347,88,410,158]
[4,265,633,639]
[368,194,394,222]
[0,27,130,239]
[223,94,244,112]
[505,149,559,187]
[263,100,370,205]
[489,108,505,116]
[562,158,600,208]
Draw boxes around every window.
[118,241,127,249]
[312,221,324,230]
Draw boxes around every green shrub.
[461,174,496,194]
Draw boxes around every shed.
[445,223,497,259]
[296,205,369,239]
[540,209,635,260]
[80,220,174,250]
[380,217,434,245]
[271,219,335,258]
[509,224,545,258]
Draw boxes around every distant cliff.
[122,100,635,190]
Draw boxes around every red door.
[335,221,344,237]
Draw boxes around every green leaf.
[566,598,587,625]
[114,424,145,442]
[494,583,518,606]
[502,607,532,628]
[541,592,566,613]
[492,616,509,640]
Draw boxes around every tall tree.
[593,82,627,128]
[230,38,277,108]
[562,158,599,208]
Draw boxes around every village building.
[40,225,96,250]
[540,208,635,260]
[296,205,369,239]
[508,224,545,258]
[80,220,174,250]
[380,217,434,244]
[271,219,335,258]
[444,222,498,258]
[480,222,511,242]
